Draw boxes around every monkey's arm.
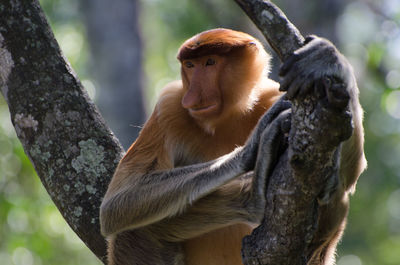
[100,97,291,238]
[100,147,246,237]
[279,35,367,263]
[279,36,366,195]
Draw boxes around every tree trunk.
[0,1,123,263]
[235,1,353,264]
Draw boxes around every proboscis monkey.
[100,28,366,265]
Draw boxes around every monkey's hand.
[245,109,291,223]
[279,36,355,204]
[279,35,352,111]
[240,96,291,172]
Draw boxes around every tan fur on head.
[178,28,271,130]
[178,28,270,71]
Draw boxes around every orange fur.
[178,29,270,134]
[102,29,281,265]
[184,224,253,265]
[106,79,280,264]
[100,28,365,265]
[153,79,280,265]
[177,28,266,63]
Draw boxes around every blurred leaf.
[368,42,385,69]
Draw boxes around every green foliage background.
[1,0,400,265]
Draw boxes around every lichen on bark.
[0,1,124,262]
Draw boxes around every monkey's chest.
[183,223,252,265]
[174,132,250,167]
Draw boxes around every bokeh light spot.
[12,247,34,265]
[7,208,29,233]
[385,90,400,119]
[386,70,400,89]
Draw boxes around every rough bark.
[0,1,123,263]
[241,96,352,265]
[234,1,353,264]
[278,0,345,43]
[0,0,351,264]
[234,0,304,61]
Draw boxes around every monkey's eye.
[184,61,194,68]
[206,58,216,66]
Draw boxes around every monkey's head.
[177,28,270,125]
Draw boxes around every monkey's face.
[181,54,226,120]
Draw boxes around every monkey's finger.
[325,79,350,110]
[278,113,291,156]
[285,75,305,99]
[279,64,301,92]
[297,75,315,99]
[281,36,326,78]
[282,40,322,76]
[279,53,300,77]
[314,78,327,99]
[303,35,317,46]
[268,97,292,115]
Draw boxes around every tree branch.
[234,0,304,60]
[234,1,353,264]
[0,1,123,263]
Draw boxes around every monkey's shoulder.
[155,80,193,129]
[156,80,185,113]
[256,78,282,108]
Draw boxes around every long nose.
[181,68,204,109]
